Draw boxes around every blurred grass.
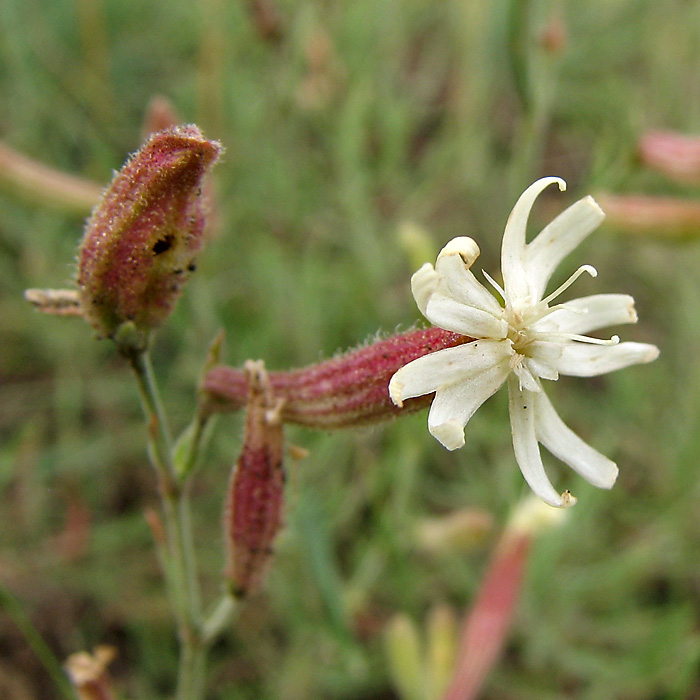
[1,0,700,698]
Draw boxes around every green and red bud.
[202,327,472,429]
[77,125,222,339]
[224,361,286,598]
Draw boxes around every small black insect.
[152,234,175,255]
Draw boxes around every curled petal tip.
[437,236,481,269]
[533,176,566,193]
[430,420,466,451]
[388,377,405,407]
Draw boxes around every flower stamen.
[541,332,620,346]
[482,269,506,304]
[540,264,597,307]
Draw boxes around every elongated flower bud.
[442,497,567,700]
[596,193,700,238]
[77,125,222,337]
[225,361,285,597]
[202,327,472,429]
[638,130,700,185]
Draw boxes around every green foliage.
[1,0,699,697]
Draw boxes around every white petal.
[533,294,637,335]
[534,390,618,489]
[549,341,660,377]
[527,340,564,368]
[428,357,511,449]
[508,376,569,507]
[411,263,440,317]
[434,238,503,315]
[425,294,508,339]
[430,420,468,451]
[501,177,566,304]
[525,196,605,301]
[389,339,511,406]
[525,356,559,381]
[513,360,540,392]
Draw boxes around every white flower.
[389,177,659,507]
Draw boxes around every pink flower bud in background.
[638,130,700,185]
[595,193,700,237]
[538,12,567,55]
[224,361,286,598]
[77,126,222,337]
[142,95,180,137]
[441,497,567,700]
[202,327,472,429]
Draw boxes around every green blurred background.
[1,0,699,697]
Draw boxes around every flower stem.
[127,348,207,700]
[202,594,239,646]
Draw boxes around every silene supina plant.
[205,176,659,507]
[25,121,659,699]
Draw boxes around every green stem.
[127,348,207,700]
[202,594,238,646]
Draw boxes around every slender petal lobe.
[508,377,567,507]
[526,196,605,301]
[534,390,618,488]
[501,177,565,303]
[389,340,510,407]
[533,294,637,335]
[434,237,504,315]
[550,341,660,377]
[425,294,508,339]
[429,359,512,449]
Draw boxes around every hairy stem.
[127,349,207,700]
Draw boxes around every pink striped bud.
[638,130,700,185]
[77,126,222,337]
[596,192,700,238]
[202,327,472,429]
[224,361,285,597]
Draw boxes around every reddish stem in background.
[442,533,531,700]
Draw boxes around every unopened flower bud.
[77,125,222,338]
[596,192,700,238]
[224,361,285,597]
[638,130,700,185]
[442,496,568,700]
